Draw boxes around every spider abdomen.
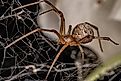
[72,23,94,43]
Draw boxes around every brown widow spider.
[5,0,119,80]
[38,0,119,79]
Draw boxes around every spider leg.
[39,9,54,15]
[85,22,103,52]
[43,0,66,35]
[94,36,119,45]
[45,44,69,80]
[12,0,66,36]
[38,28,61,39]
[78,45,85,64]
[74,45,84,81]
[67,25,72,35]
[5,28,62,49]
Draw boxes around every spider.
[38,0,119,79]
[5,0,119,80]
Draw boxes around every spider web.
[0,0,101,81]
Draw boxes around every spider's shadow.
[45,42,101,80]
[52,45,100,64]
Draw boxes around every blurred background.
[37,0,121,60]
